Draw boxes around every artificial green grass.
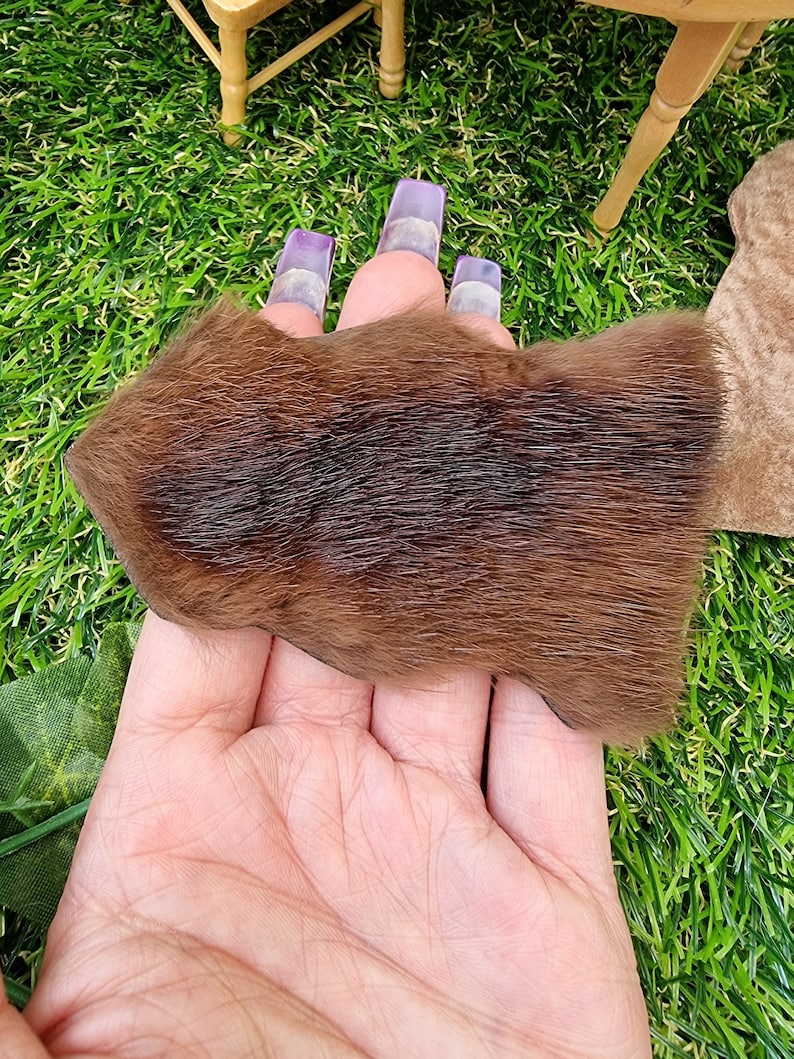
[1,0,793,1053]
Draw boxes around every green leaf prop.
[0,623,140,926]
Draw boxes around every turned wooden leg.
[725,21,767,72]
[218,26,248,145]
[593,20,745,235]
[377,0,405,99]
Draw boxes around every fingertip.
[257,302,325,337]
[449,312,516,349]
[337,250,446,328]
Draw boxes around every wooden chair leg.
[218,26,248,145]
[377,0,405,99]
[593,20,746,235]
[725,21,767,72]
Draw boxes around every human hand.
[6,184,652,1058]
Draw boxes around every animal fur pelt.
[67,301,724,744]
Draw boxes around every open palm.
[24,616,649,1058]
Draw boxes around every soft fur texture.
[67,302,724,744]
[708,140,794,537]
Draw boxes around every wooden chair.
[585,2,794,233]
[165,0,405,144]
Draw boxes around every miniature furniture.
[586,2,794,233]
[165,0,405,144]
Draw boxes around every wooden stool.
[164,0,405,144]
[586,2,794,234]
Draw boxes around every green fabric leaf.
[0,623,140,926]
[72,622,141,758]
[2,974,31,1010]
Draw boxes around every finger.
[120,231,337,741]
[446,259,616,888]
[337,179,447,328]
[486,678,617,893]
[370,670,493,786]
[253,226,375,727]
[118,611,273,740]
[259,300,324,337]
[371,255,512,786]
[258,180,448,729]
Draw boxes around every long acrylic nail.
[376,179,446,265]
[266,229,336,322]
[447,256,502,319]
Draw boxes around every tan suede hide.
[708,140,794,537]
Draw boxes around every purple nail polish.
[447,255,502,319]
[376,179,446,265]
[267,229,336,321]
